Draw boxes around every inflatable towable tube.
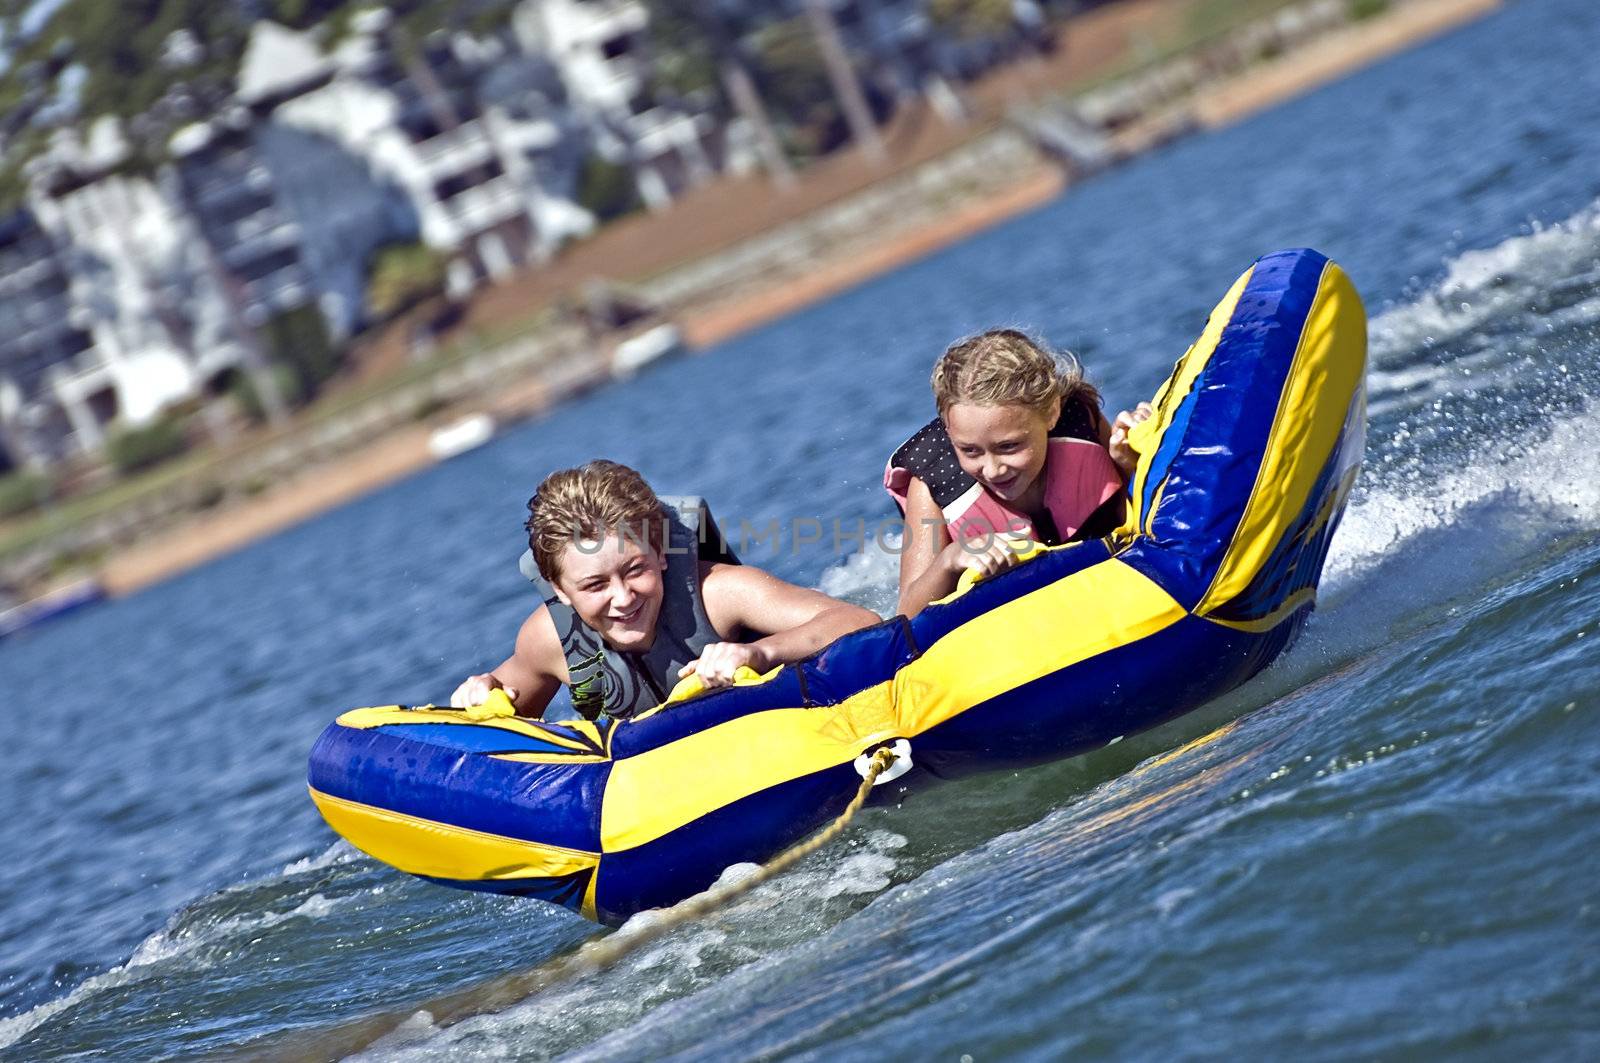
[308,248,1368,925]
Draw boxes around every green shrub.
[928,0,1015,41]
[48,545,103,580]
[577,154,642,224]
[411,392,449,422]
[104,415,189,476]
[368,242,450,321]
[230,364,306,424]
[0,470,51,519]
[259,304,339,395]
[192,479,227,510]
[1348,0,1388,20]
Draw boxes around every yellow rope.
[567,744,899,974]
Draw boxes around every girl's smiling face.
[944,400,1057,508]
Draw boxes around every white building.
[24,120,245,454]
[235,14,594,300]
[168,117,321,338]
[514,0,717,211]
[0,14,606,468]
[0,209,94,468]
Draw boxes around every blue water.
[3,0,1599,1057]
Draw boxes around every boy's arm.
[450,603,568,718]
[688,563,880,685]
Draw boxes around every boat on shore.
[426,412,496,461]
[610,323,686,380]
[0,577,106,639]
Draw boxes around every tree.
[754,16,889,162]
[928,0,1018,41]
[800,0,885,164]
[367,242,449,321]
[577,154,643,223]
[641,0,795,189]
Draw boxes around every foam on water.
[342,826,917,1061]
[1369,195,1600,368]
[0,891,348,1050]
[280,840,360,876]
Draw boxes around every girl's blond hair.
[526,460,662,581]
[931,328,1100,421]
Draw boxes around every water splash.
[1370,199,1600,368]
[280,840,360,876]
[1330,399,1600,581]
[0,891,348,1050]
[343,827,916,1061]
[818,536,902,612]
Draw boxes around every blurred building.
[230,13,594,299]
[0,14,605,465]
[204,19,410,329]
[168,117,322,337]
[0,209,93,469]
[777,0,1050,107]
[514,0,717,210]
[22,119,248,460]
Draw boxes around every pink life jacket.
[883,408,1125,545]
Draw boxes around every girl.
[885,329,1151,617]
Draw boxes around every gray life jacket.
[518,496,742,722]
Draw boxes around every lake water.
[3,0,1598,1057]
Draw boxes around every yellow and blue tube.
[308,248,1368,925]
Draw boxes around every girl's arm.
[1108,402,1155,479]
[897,476,954,618]
[898,476,1027,619]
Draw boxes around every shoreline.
[677,167,1068,350]
[1191,0,1504,128]
[83,0,1498,600]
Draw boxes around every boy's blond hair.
[526,460,663,582]
[932,328,1100,421]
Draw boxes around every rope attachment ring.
[855,739,911,786]
[569,744,901,976]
